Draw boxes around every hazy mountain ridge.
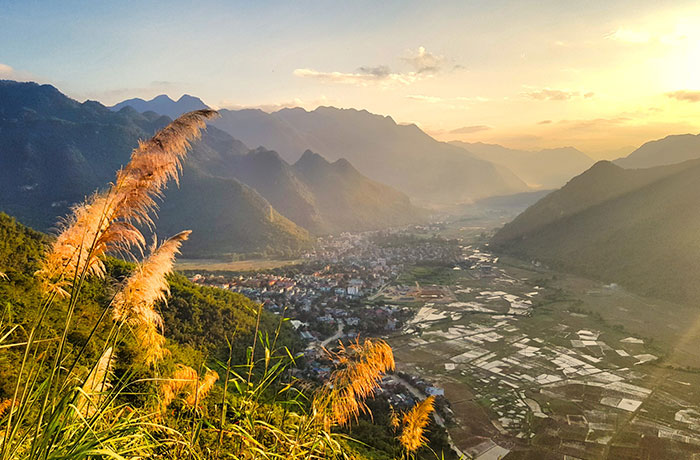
[209,105,530,205]
[451,141,594,189]
[614,133,700,169]
[1,82,423,257]
[0,81,310,257]
[491,158,700,304]
[187,135,426,234]
[109,94,209,119]
[291,150,426,233]
[111,93,429,232]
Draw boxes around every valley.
[188,217,700,459]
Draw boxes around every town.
[185,223,700,460]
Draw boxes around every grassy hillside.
[0,212,294,395]
[492,159,700,304]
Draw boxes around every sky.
[1,0,700,158]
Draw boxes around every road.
[321,322,344,348]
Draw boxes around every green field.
[175,257,303,272]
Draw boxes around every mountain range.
[110,94,209,119]
[491,159,700,304]
[118,94,533,205]
[0,80,430,257]
[184,126,426,235]
[209,106,529,205]
[0,81,315,257]
[450,141,595,189]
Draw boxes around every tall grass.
[0,109,436,459]
[1,109,216,459]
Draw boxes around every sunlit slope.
[492,159,700,303]
[615,133,700,169]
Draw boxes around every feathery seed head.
[113,231,190,367]
[36,110,217,297]
[318,337,395,427]
[399,396,435,452]
[0,399,16,418]
[160,365,219,411]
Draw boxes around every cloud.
[356,65,391,78]
[449,125,492,134]
[665,90,700,103]
[537,120,552,125]
[293,67,418,86]
[0,63,38,82]
[555,116,631,131]
[294,46,451,87]
[149,80,177,87]
[220,96,332,113]
[406,94,444,103]
[402,46,446,74]
[523,87,594,101]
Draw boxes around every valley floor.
[188,216,700,459]
[385,219,700,459]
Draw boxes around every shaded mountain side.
[293,150,426,232]
[185,132,425,234]
[0,81,311,256]
[491,159,700,304]
[226,148,326,232]
[614,133,700,169]
[493,160,694,241]
[158,166,311,258]
[212,106,529,204]
[110,94,209,119]
[451,141,594,189]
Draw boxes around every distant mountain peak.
[615,132,700,169]
[151,94,175,102]
[110,93,208,119]
[296,150,328,166]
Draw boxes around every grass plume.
[113,231,191,367]
[77,347,113,416]
[398,396,435,452]
[36,109,217,298]
[317,337,395,427]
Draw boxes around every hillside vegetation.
[492,159,700,304]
